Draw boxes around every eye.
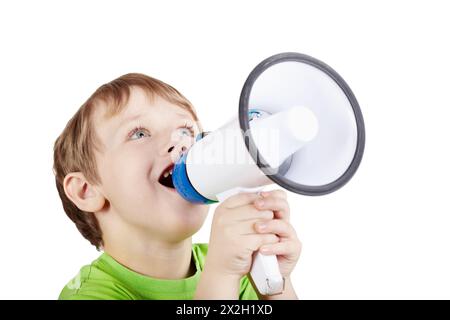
[178,122,195,138]
[129,127,151,140]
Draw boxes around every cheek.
[100,149,155,204]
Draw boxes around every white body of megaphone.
[172,52,365,296]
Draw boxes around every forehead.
[93,87,195,128]
[106,87,193,119]
[90,87,198,150]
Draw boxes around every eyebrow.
[176,112,194,120]
[116,111,193,131]
[116,113,144,131]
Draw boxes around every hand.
[253,189,302,278]
[205,192,280,279]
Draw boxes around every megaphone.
[172,52,365,295]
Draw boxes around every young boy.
[53,73,301,300]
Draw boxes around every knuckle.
[267,234,280,244]
[272,198,283,209]
[261,210,274,220]
[269,219,285,232]
[256,236,267,248]
[245,206,261,219]
[269,197,288,211]
[248,238,261,251]
[280,189,288,198]
[272,189,287,199]
[282,219,292,228]
[250,205,262,215]
[273,219,285,230]
[263,219,276,230]
[246,192,259,203]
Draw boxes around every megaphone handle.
[216,187,285,296]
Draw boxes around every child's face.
[92,87,208,242]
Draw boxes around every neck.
[102,226,195,280]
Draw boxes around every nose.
[165,143,188,163]
[160,129,194,159]
[167,145,187,153]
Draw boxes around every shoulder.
[59,255,137,300]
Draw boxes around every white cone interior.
[248,61,358,186]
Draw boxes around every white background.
[1,0,449,299]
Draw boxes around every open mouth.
[158,163,175,189]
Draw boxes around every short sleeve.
[239,275,260,300]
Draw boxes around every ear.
[63,172,105,212]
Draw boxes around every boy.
[53,73,301,300]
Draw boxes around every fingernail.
[257,223,267,231]
[260,246,269,253]
[255,199,264,207]
[261,191,270,197]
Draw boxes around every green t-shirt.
[59,243,259,300]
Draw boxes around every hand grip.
[216,187,285,296]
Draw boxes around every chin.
[160,217,206,243]
[139,180,209,237]
[173,205,208,234]
[176,205,208,226]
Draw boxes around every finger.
[229,216,275,236]
[227,205,274,222]
[260,240,302,256]
[221,192,263,209]
[261,189,287,200]
[244,234,280,252]
[254,219,296,238]
[253,196,290,221]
